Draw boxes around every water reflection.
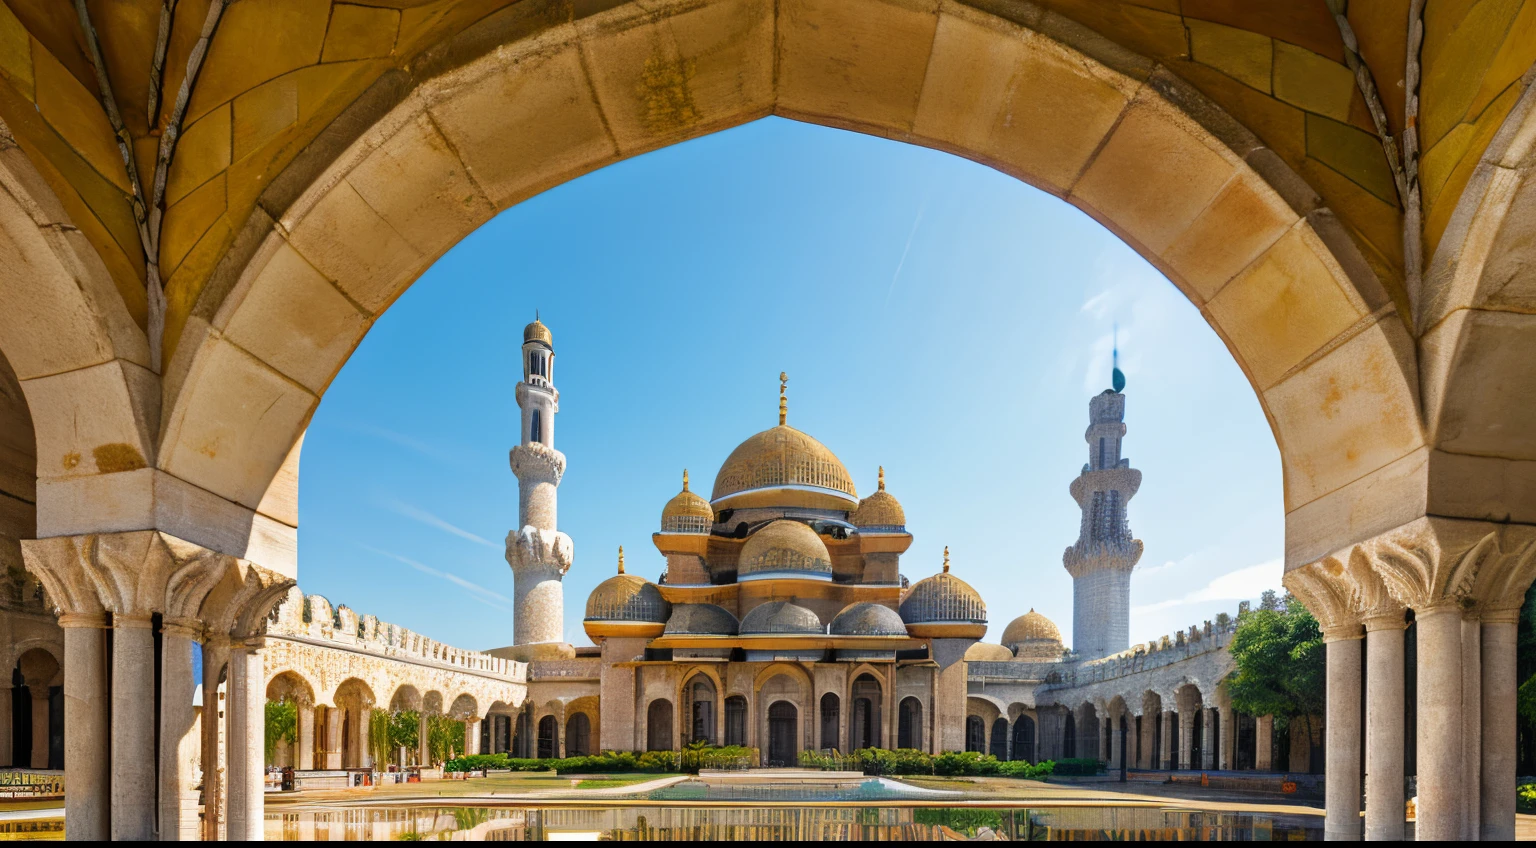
[264,805,1322,841]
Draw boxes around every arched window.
[897,697,923,751]
[647,699,674,752]
[850,674,881,751]
[965,716,985,753]
[531,410,542,444]
[724,696,747,747]
[991,718,1010,761]
[1064,712,1077,758]
[819,693,839,752]
[767,701,798,767]
[1098,437,1106,469]
[566,713,591,757]
[688,678,716,745]
[1013,716,1036,764]
[537,715,557,758]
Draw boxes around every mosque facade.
[509,319,1284,773]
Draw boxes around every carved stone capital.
[505,526,573,577]
[1282,561,1362,639]
[509,442,565,486]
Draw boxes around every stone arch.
[148,0,1420,578]
[645,697,674,752]
[388,683,422,713]
[447,693,479,721]
[8,646,62,769]
[4,639,60,681]
[265,669,316,706]
[756,670,809,762]
[679,669,721,746]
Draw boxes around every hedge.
[443,746,757,776]
[797,748,1054,779]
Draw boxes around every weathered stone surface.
[1305,113,1397,204]
[232,76,300,164]
[1427,309,1536,461]
[1187,18,1271,93]
[322,4,402,64]
[1163,171,1297,302]
[286,179,427,314]
[1272,42,1354,123]
[776,0,940,132]
[166,104,232,206]
[22,361,155,480]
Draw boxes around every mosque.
[505,317,1279,773]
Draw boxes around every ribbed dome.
[524,318,552,347]
[851,467,905,530]
[829,602,908,637]
[737,520,833,581]
[660,470,713,533]
[663,604,739,636]
[899,548,986,637]
[711,425,856,505]
[1001,609,1062,646]
[740,600,823,635]
[964,642,1015,662]
[584,553,670,639]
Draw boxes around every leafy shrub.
[934,751,1001,776]
[913,807,1005,836]
[1517,782,1536,814]
[997,759,1054,779]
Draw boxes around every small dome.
[711,425,856,506]
[737,520,833,581]
[663,604,739,636]
[829,602,908,637]
[524,317,552,347]
[584,548,670,638]
[898,547,986,638]
[1001,609,1062,646]
[964,642,1015,662]
[660,470,713,533]
[851,467,905,530]
[740,600,823,635]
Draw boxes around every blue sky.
[297,117,1285,652]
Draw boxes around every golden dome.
[1001,609,1062,646]
[524,317,552,347]
[898,547,987,638]
[740,600,823,635]
[964,642,1015,662]
[851,466,905,530]
[737,520,832,581]
[583,547,670,638]
[660,470,713,533]
[710,425,857,509]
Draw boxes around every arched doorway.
[537,715,557,759]
[819,693,839,752]
[898,697,923,751]
[965,716,985,753]
[686,677,717,745]
[990,718,1010,761]
[566,713,591,757]
[849,674,881,751]
[767,701,798,767]
[1064,711,1077,758]
[647,700,673,752]
[724,696,747,747]
[1013,716,1036,764]
[8,649,60,770]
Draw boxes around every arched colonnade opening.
[5,647,60,770]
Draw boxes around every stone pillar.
[159,619,203,841]
[1461,616,1482,840]
[200,638,229,841]
[296,703,315,770]
[1129,716,1141,770]
[1415,606,1464,841]
[419,711,431,766]
[1159,710,1173,770]
[465,719,481,756]
[1256,715,1273,771]
[1218,705,1234,771]
[1481,613,1519,841]
[60,614,110,839]
[1201,707,1216,770]
[325,708,343,769]
[227,643,265,842]
[28,688,49,769]
[1364,614,1406,841]
[112,614,157,840]
[1324,634,1363,841]
[1178,709,1194,771]
[1108,716,1121,769]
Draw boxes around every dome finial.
[682,469,690,492]
[617,545,625,574]
[878,466,886,491]
[1111,322,1126,392]
[943,546,950,573]
[779,371,788,425]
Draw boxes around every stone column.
[1159,710,1173,770]
[1481,612,1519,841]
[419,711,431,766]
[227,642,265,842]
[1324,633,1363,841]
[200,638,229,841]
[465,719,481,756]
[1201,708,1216,770]
[1218,705,1234,770]
[325,708,343,769]
[60,614,110,840]
[1256,715,1273,771]
[1363,613,1406,841]
[112,614,157,840]
[1415,606,1464,841]
[1178,709,1194,771]
[1129,716,1141,770]
[159,619,203,841]
[28,688,49,769]
[1108,716,1121,769]
[296,702,315,770]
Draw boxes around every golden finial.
[943,546,950,573]
[878,466,886,491]
[778,372,788,426]
[617,545,625,574]
[682,469,690,492]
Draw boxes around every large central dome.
[711,425,857,510]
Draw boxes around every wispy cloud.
[362,545,513,607]
[1131,559,1283,614]
[386,500,498,549]
[885,196,929,306]
[342,423,464,465]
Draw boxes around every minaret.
[506,314,574,651]
[1063,343,1143,660]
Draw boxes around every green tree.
[1227,592,1325,745]
[390,710,421,762]
[265,699,297,764]
[369,709,394,768]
